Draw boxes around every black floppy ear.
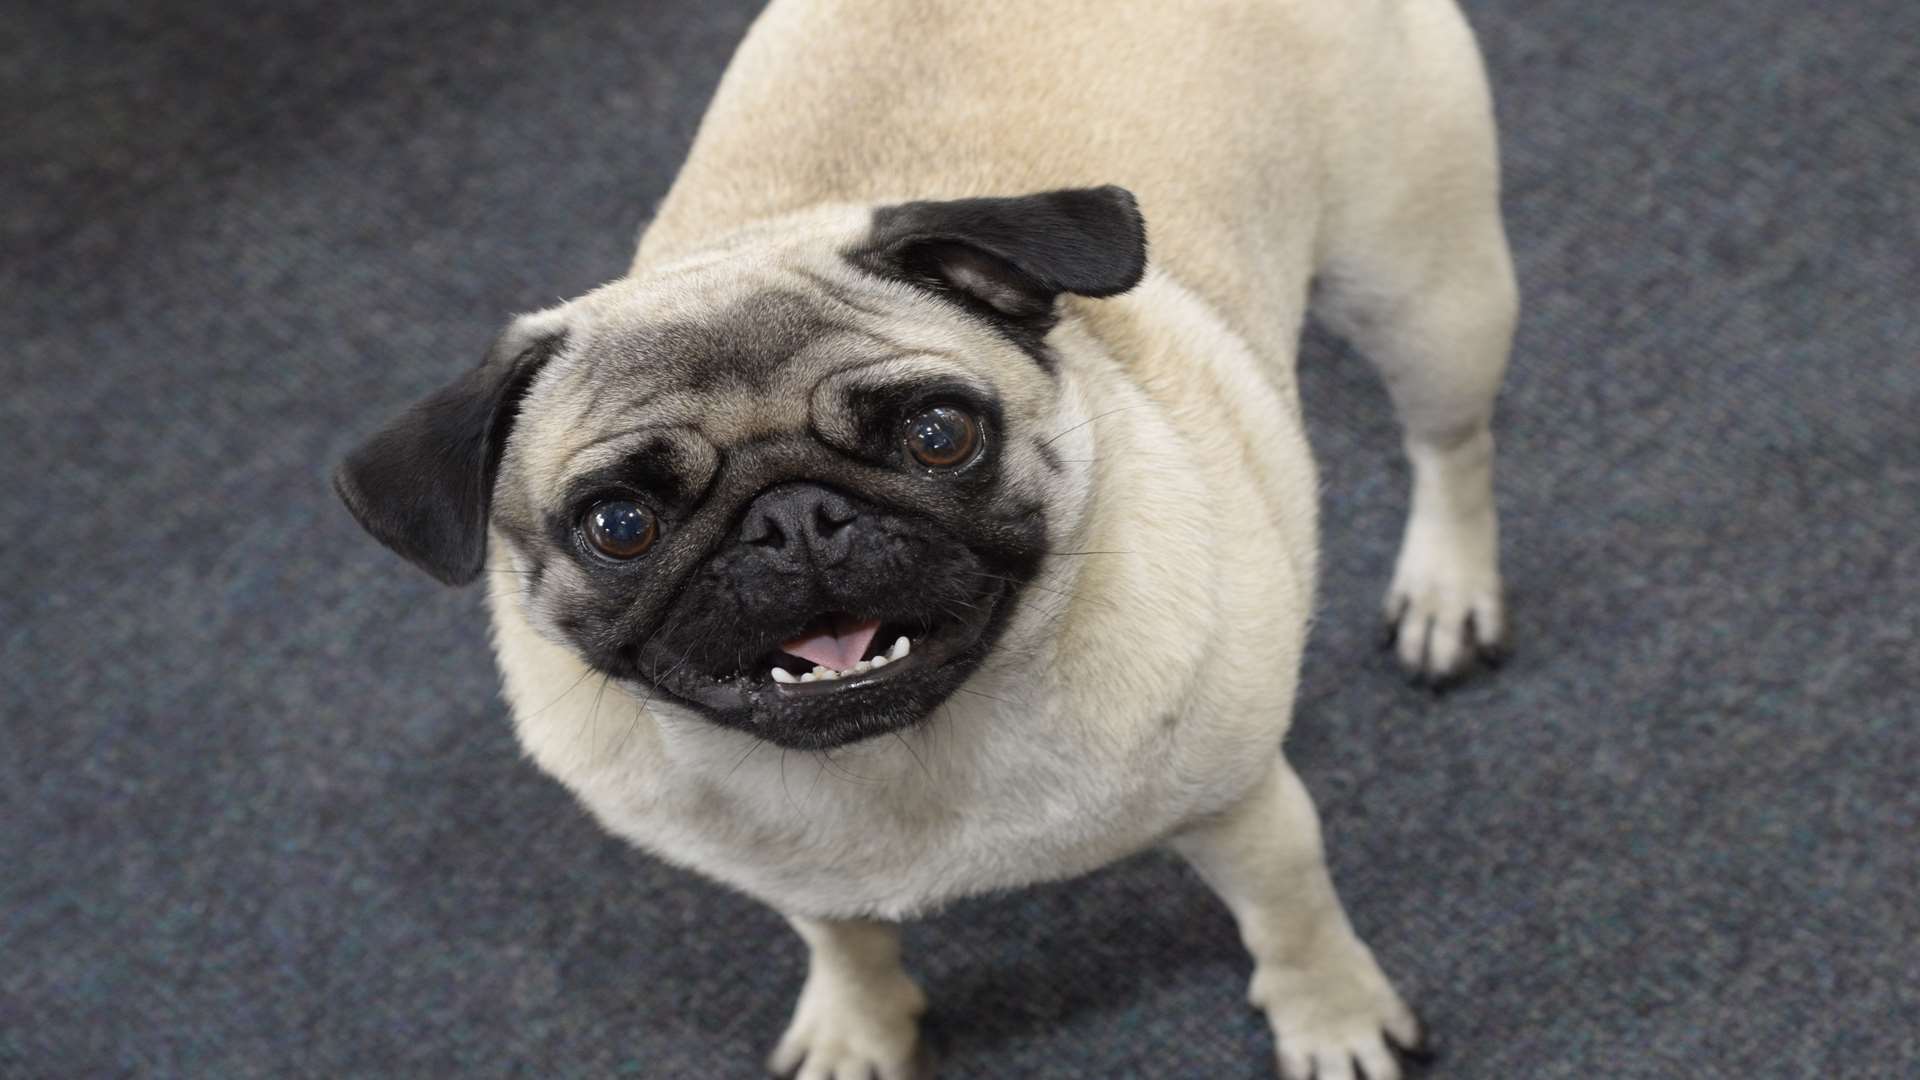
[333,320,566,586]
[856,185,1148,334]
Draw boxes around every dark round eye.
[904,405,981,469]
[583,499,658,559]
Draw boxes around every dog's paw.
[1381,508,1506,687]
[768,966,927,1080]
[1250,937,1430,1080]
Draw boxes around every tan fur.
[484,2,1518,1076]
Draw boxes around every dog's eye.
[904,405,980,469]
[583,499,658,559]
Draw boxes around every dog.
[335,1,1516,1076]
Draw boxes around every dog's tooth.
[853,660,872,674]
[869,655,889,668]
[889,636,910,660]
[811,666,831,678]
[799,672,817,683]
[771,667,797,684]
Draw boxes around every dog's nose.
[738,482,861,567]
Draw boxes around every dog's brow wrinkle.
[840,325,923,357]
[663,289,839,394]
[788,267,987,363]
[559,422,701,477]
[559,425,654,475]
[790,267,904,323]
[817,354,933,384]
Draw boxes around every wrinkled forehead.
[511,258,1028,495]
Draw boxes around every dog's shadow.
[909,849,1251,1061]
[539,837,1260,1074]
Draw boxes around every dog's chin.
[622,580,1010,751]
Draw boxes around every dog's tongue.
[782,614,882,672]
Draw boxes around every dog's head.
[336,186,1146,749]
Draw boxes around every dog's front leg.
[1172,757,1429,1080]
[768,914,927,1080]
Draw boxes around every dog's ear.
[856,185,1148,332]
[333,314,567,586]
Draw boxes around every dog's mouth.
[761,613,922,691]
[626,583,1008,747]
[703,600,992,700]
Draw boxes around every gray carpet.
[5,1,1917,1076]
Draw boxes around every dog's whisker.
[582,672,612,759]
[778,748,798,813]
[808,751,840,797]
[724,736,768,781]
[522,666,596,722]
[1037,404,1152,450]
[962,570,1083,603]
[955,686,1020,708]
[893,730,934,786]
[814,748,878,788]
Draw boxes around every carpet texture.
[5,1,1916,1076]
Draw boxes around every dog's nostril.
[815,502,857,534]
[742,514,786,548]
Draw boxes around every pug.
[335,1,1516,1076]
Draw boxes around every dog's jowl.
[337,2,1516,1077]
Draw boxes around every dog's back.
[637,0,1490,367]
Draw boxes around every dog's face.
[337,187,1145,750]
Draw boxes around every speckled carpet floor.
[5,1,1916,1075]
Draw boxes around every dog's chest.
[522,685,1232,917]
[493,602,1279,918]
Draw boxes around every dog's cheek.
[529,569,652,674]
[485,528,585,646]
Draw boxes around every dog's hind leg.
[767,915,927,1080]
[1313,1,1519,685]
